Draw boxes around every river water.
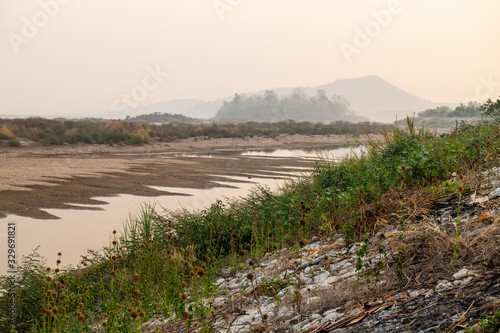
[0,146,358,275]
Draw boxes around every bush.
[8,138,21,147]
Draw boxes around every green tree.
[481,97,500,122]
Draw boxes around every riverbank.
[0,121,499,333]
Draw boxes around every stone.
[276,286,292,299]
[321,310,342,324]
[435,281,453,292]
[408,290,421,297]
[311,313,322,321]
[293,320,310,332]
[233,312,253,326]
[250,314,262,326]
[314,271,331,283]
[301,322,315,331]
[489,187,500,199]
[453,268,469,280]
[261,302,276,314]
[227,278,242,290]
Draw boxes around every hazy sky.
[1,0,499,117]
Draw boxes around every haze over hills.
[123,76,439,123]
[260,76,440,122]
[2,76,439,123]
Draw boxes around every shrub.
[8,138,21,147]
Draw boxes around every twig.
[444,301,474,333]
[226,311,248,333]
[250,278,270,332]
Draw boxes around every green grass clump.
[0,205,221,332]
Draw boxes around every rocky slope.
[142,168,500,333]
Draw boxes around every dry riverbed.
[0,134,382,219]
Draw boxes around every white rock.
[227,279,241,290]
[300,277,313,285]
[321,310,342,324]
[424,290,434,299]
[250,314,262,326]
[314,271,331,284]
[455,276,474,286]
[435,281,453,291]
[311,313,322,321]
[261,302,276,314]
[462,276,474,284]
[489,187,500,199]
[452,268,469,280]
[276,286,292,299]
[233,313,253,326]
[408,290,421,297]
[301,322,315,331]
[293,320,311,332]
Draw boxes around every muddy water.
[0,147,356,275]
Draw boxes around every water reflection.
[0,146,357,275]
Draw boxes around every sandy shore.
[0,133,383,219]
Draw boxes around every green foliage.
[0,205,220,332]
[481,97,500,123]
[0,249,47,333]
[259,275,291,298]
[426,180,460,198]
[466,310,500,333]
[0,124,16,140]
[8,138,21,147]
[417,103,482,118]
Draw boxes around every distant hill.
[257,76,438,122]
[124,76,439,123]
[127,112,203,124]
[214,90,367,123]
[126,99,226,120]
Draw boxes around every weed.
[466,309,500,333]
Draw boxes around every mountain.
[255,76,438,122]
[319,76,438,122]
[125,76,439,123]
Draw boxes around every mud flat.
[0,134,381,219]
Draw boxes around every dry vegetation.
[0,117,391,146]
